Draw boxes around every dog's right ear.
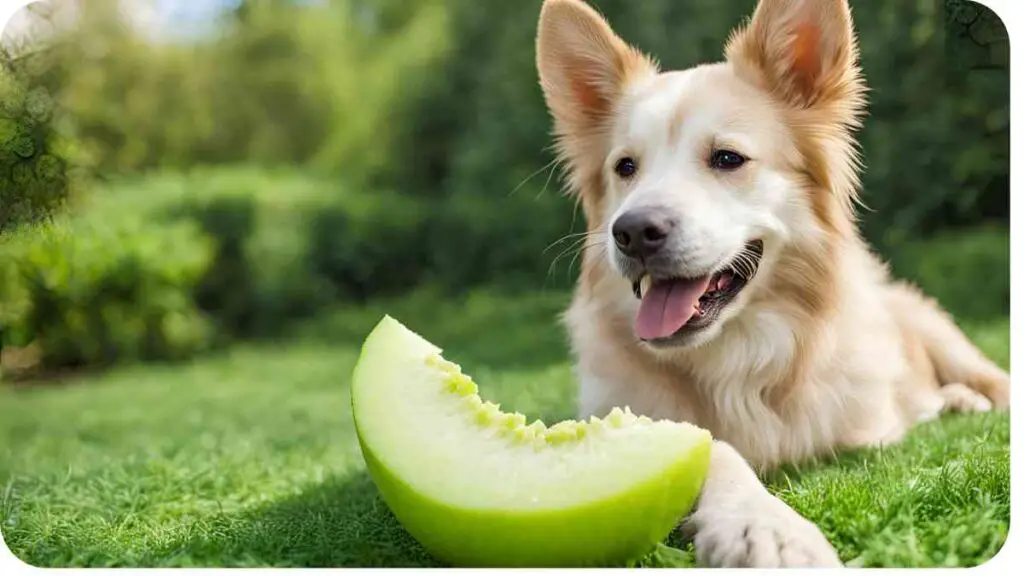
[536,0,655,156]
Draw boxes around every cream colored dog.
[535,0,1009,567]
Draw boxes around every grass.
[0,289,1010,568]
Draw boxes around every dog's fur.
[535,0,1009,567]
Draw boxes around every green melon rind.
[359,431,709,567]
[351,315,712,567]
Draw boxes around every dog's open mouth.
[631,240,764,342]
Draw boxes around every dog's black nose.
[612,208,675,259]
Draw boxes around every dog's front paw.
[686,492,841,568]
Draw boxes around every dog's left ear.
[726,0,860,109]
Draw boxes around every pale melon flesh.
[351,315,712,567]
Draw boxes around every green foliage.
[1,167,444,370]
[151,170,338,338]
[125,168,431,324]
[308,189,430,300]
[290,286,574,372]
[33,0,449,182]
[77,169,338,339]
[0,69,72,232]
[0,227,34,344]
[0,216,214,368]
[886,224,1009,322]
[858,0,1009,248]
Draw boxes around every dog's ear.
[536,0,655,150]
[726,0,860,109]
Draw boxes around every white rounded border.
[0,0,1018,574]
[0,0,42,53]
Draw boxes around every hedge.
[1,215,214,369]
[1,167,431,370]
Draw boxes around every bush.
[426,193,579,292]
[0,167,443,371]
[157,170,338,338]
[0,68,74,232]
[1,215,214,369]
[887,224,1009,322]
[309,189,431,301]
[78,168,432,337]
[0,227,34,347]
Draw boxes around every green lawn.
[0,290,1010,568]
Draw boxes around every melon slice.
[351,315,712,567]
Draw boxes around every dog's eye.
[710,150,747,171]
[614,157,638,179]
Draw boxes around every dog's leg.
[887,282,1009,410]
[940,382,994,414]
[684,441,842,568]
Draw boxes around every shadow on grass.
[152,472,443,568]
[148,470,697,569]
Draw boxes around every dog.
[534,0,1010,567]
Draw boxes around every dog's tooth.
[640,275,653,298]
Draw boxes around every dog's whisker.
[508,159,560,198]
[542,231,598,255]
[547,237,605,281]
[567,241,606,278]
[560,235,599,256]
[547,232,603,259]
[535,157,565,201]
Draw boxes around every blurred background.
[0,0,1010,379]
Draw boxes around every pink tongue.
[634,277,712,341]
